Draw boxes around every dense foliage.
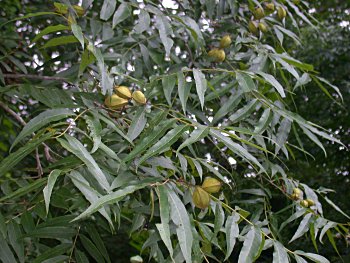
[0,0,349,262]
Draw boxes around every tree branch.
[3,73,68,82]
[0,100,26,126]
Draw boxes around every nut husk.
[202,177,222,193]
[300,200,309,208]
[193,186,210,209]
[115,85,132,99]
[208,48,225,63]
[132,90,147,104]
[277,6,287,20]
[219,35,232,49]
[293,188,302,196]
[265,2,275,11]
[254,7,265,19]
[258,22,268,33]
[73,5,85,16]
[54,2,68,14]
[291,193,300,200]
[248,21,259,35]
[104,94,128,109]
[306,199,315,206]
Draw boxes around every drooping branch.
[3,73,68,82]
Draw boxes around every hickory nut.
[219,35,232,49]
[115,85,132,99]
[201,177,222,193]
[208,48,226,63]
[193,186,210,209]
[104,94,128,109]
[132,90,147,104]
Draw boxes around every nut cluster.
[104,86,146,109]
[248,3,287,35]
[192,177,222,209]
[208,35,232,63]
[291,188,315,208]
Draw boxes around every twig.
[0,100,26,126]
[0,100,57,164]
[35,148,43,177]
[3,73,68,82]
[68,226,81,263]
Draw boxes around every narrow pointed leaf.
[273,241,289,263]
[43,169,62,214]
[57,135,110,191]
[225,212,240,260]
[177,126,209,154]
[238,226,263,263]
[168,188,193,263]
[11,108,74,151]
[138,125,189,165]
[193,68,207,109]
[289,213,312,243]
[127,107,147,141]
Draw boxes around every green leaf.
[193,68,207,110]
[155,14,174,56]
[73,177,159,221]
[8,221,24,263]
[162,74,176,105]
[0,12,58,28]
[127,107,147,141]
[289,213,312,243]
[212,92,242,124]
[57,135,110,191]
[99,115,134,145]
[100,0,117,20]
[168,187,193,263]
[254,108,272,133]
[294,255,308,263]
[257,72,286,98]
[177,71,190,113]
[236,72,256,92]
[138,125,189,165]
[238,226,263,263]
[273,241,289,263]
[213,203,225,238]
[210,129,264,172]
[32,244,71,263]
[11,108,74,151]
[0,234,16,263]
[75,250,89,263]
[275,118,292,155]
[112,3,131,28]
[299,125,326,156]
[85,114,102,153]
[225,212,240,261]
[134,10,150,34]
[0,132,50,176]
[294,251,330,263]
[326,230,341,257]
[80,234,105,263]
[279,209,306,231]
[43,169,62,215]
[71,23,85,50]
[0,212,6,238]
[41,36,79,49]
[32,24,69,43]
[123,119,175,163]
[229,99,258,123]
[86,225,111,263]
[0,178,47,202]
[176,126,209,154]
[319,221,337,244]
[316,76,343,102]
[156,185,173,258]
[69,171,113,226]
[323,196,350,220]
[79,48,96,74]
[25,227,76,239]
